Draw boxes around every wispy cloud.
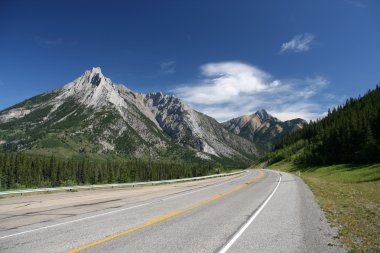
[147,60,177,78]
[160,60,176,74]
[346,0,365,8]
[280,33,315,53]
[34,36,63,47]
[173,61,333,122]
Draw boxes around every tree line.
[266,85,380,165]
[0,152,214,190]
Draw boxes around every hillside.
[262,85,380,165]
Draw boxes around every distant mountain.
[222,109,306,151]
[0,67,258,164]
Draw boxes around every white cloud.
[34,36,63,47]
[172,61,332,122]
[296,76,329,98]
[280,33,315,53]
[160,60,176,74]
[174,62,268,105]
[346,0,365,8]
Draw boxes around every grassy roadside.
[269,161,380,252]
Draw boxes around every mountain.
[0,67,258,164]
[222,109,306,151]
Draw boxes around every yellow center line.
[68,170,265,253]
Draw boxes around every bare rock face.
[0,67,258,163]
[145,92,258,159]
[222,109,306,151]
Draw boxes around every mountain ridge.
[0,67,259,165]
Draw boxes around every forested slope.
[262,85,380,165]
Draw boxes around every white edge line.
[0,171,251,240]
[218,171,282,253]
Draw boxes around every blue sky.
[0,0,379,121]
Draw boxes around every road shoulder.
[226,170,345,252]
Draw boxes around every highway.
[0,169,344,252]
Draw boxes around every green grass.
[269,161,380,252]
[38,137,71,149]
[270,161,380,183]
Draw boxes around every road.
[0,169,344,253]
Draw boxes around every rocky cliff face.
[145,92,257,159]
[222,109,306,151]
[0,67,258,163]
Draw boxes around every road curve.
[0,169,344,253]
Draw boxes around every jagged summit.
[82,66,103,76]
[80,67,108,86]
[55,67,128,111]
[89,66,102,74]
[88,67,103,86]
[255,109,271,121]
[80,67,106,86]
[146,92,167,101]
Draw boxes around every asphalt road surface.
[0,169,344,253]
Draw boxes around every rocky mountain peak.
[146,92,166,102]
[222,110,306,151]
[254,109,271,121]
[81,67,107,87]
[84,66,103,77]
[53,67,129,113]
[90,66,102,74]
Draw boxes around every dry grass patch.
[305,177,379,252]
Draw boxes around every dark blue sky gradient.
[0,0,379,115]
